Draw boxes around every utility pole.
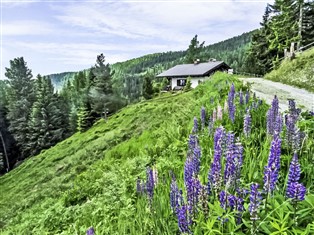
[0,130,9,172]
[297,0,304,51]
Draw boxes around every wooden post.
[0,131,9,172]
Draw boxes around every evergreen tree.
[5,57,34,158]
[142,76,153,99]
[28,75,67,156]
[77,105,90,132]
[185,35,205,63]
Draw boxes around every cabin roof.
[156,61,231,78]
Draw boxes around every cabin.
[157,60,231,90]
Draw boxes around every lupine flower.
[245,90,250,104]
[267,95,280,136]
[228,84,236,122]
[186,176,202,217]
[86,227,95,235]
[201,107,206,130]
[286,152,302,198]
[209,127,224,192]
[243,111,251,137]
[249,183,262,221]
[287,182,306,201]
[217,105,223,120]
[146,167,155,205]
[199,185,209,217]
[239,90,243,105]
[219,190,227,210]
[273,114,282,137]
[224,132,236,189]
[263,137,281,194]
[170,174,183,212]
[188,134,197,150]
[177,204,190,234]
[193,117,198,133]
[233,141,243,188]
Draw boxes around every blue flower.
[243,111,251,138]
[86,227,95,235]
[201,106,206,130]
[287,182,306,201]
[249,183,262,221]
[263,137,281,194]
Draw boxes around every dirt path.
[239,77,314,112]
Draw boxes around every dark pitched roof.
[156,61,230,78]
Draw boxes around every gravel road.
[239,77,314,112]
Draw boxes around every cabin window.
[177,79,186,86]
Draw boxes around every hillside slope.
[265,48,314,92]
[0,73,238,234]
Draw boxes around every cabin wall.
[171,77,206,89]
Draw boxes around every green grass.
[0,73,241,234]
[265,48,314,92]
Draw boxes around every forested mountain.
[49,31,254,89]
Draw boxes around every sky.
[1,0,272,78]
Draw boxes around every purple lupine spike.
[186,176,201,217]
[239,90,243,105]
[219,190,227,210]
[267,95,280,136]
[245,90,250,104]
[274,113,282,137]
[193,117,198,133]
[243,110,251,138]
[287,182,306,201]
[201,106,206,130]
[199,185,209,217]
[188,134,197,150]
[228,84,236,123]
[146,167,155,205]
[177,204,190,233]
[170,174,181,212]
[263,137,281,194]
[224,132,236,189]
[209,127,224,192]
[286,152,302,198]
[249,183,261,221]
[86,227,95,235]
[234,141,243,188]
[228,194,237,210]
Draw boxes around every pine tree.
[142,76,154,99]
[77,105,90,132]
[5,57,34,158]
[28,75,67,156]
[185,35,205,63]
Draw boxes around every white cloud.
[2,20,56,36]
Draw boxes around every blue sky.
[1,0,272,77]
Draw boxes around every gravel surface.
[239,77,314,112]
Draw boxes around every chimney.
[194,59,200,65]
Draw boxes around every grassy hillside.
[265,48,314,92]
[0,73,236,234]
[1,72,313,234]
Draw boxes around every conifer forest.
[0,0,314,234]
